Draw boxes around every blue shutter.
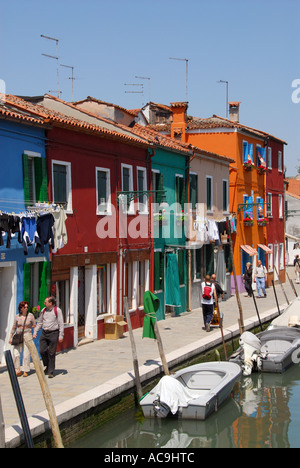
[243,142,248,163]
[249,144,253,162]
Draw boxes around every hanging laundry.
[52,208,68,252]
[21,216,41,255]
[36,213,54,254]
[0,214,12,248]
[207,219,221,245]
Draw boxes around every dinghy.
[140,362,241,421]
[230,327,300,374]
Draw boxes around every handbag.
[11,314,28,346]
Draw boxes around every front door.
[78,266,85,339]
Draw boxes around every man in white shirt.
[254,260,268,298]
[201,275,218,332]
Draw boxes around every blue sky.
[1,0,299,175]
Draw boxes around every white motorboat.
[140,362,242,420]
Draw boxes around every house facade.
[0,98,50,364]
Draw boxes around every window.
[154,250,164,292]
[190,173,198,210]
[52,279,70,323]
[138,260,146,307]
[280,243,284,270]
[268,244,273,272]
[243,194,253,220]
[267,147,272,169]
[256,196,265,219]
[206,176,213,212]
[279,194,283,218]
[23,152,48,206]
[243,141,253,164]
[137,167,148,213]
[121,164,134,213]
[222,179,229,213]
[256,146,266,169]
[267,193,273,217]
[52,160,72,212]
[97,265,107,315]
[278,151,283,172]
[96,167,111,214]
[152,170,163,205]
[175,174,185,211]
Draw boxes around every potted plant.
[244,216,254,226]
[257,216,268,226]
[243,160,255,171]
[176,210,188,225]
[257,165,267,174]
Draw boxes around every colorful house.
[150,101,286,290]
[0,96,50,364]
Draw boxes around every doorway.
[78,266,86,339]
[0,263,17,365]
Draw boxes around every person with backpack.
[201,275,217,332]
[33,296,64,378]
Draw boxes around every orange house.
[157,102,279,290]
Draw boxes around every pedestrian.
[211,274,224,301]
[243,262,253,297]
[201,275,217,332]
[294,255,300,284]
[33,296,64,378]
[254,260,268,298]
[9,301,36,377]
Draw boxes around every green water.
[70,366,300,449]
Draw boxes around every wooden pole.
[274,266,289,305]
[24,334,64,448]
[272,280,281,316]
[286,270,298,297]
[123,297,143,401]
[153,320,170,376]
[0,395,5,448]
[217,303,228,360]
[252,293,263,331]
[227,217,245,334]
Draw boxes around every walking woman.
[243,262,253,297]
[9,301,36,377]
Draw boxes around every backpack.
[42,306,58,318]
[202,282,213,300]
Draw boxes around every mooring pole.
[24,335,64,448]
[4,350,34,448]
[252,294,263,331]
[0,394,5,448]
[272,280,281,316]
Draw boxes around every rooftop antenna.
[60,64,75,102]
[135,76,151,103]
[41,35,60,98]
[124,83,144,106]
[169,57,189,101]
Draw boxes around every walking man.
[254,260,268,298]
[33,297,64,378]
[201,275,218,332]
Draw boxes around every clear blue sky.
[1,0,299,176]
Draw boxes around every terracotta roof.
[1,94,148,147]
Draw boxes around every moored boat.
[140,361,242,420]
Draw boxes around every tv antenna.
[135,76,151,102]
[41,35,60,98]
[61,64,75,102]
[124,83,144,105]
[169,57,189,101]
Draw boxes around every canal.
[69,365,300,448]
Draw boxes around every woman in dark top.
[243,262,253,297]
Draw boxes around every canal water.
[69,365,300,449]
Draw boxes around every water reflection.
[70,366,300,449]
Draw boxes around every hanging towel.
[165,253,181,312]
[143,291,160,339]
[52,208,68,252]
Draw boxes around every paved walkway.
[1,267,299,446]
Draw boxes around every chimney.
[170,101,188,142]
[228,101,241,123]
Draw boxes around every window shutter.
[34,157,48,203]
[243,142,248,163]
[38,262,51,308]
[23,262,31,303]
[23,154,32,206]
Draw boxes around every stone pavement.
[1,267,299,446]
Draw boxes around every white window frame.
[280,243,284,270]
[268,244,273,272]
[206,175,213,213]
[136,166,148,214]
[121,163,134,214]
[267,147,272,170]
[278,194,283,219]
[222,179,229,213]
[96,167,111,215]
[267,193,273,217]
[52,160,73,213]
[278,151,283,173]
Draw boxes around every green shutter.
[34,157,48,203]
[23,262,31,303]
[38,262,51,308]
[23,154,31,206]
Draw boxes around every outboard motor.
[239,332,262,376]
[153,399,170,418]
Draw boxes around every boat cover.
[149,375,198,415]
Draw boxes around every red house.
[18,95,153,349]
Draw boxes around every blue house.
[0,96,50,364]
